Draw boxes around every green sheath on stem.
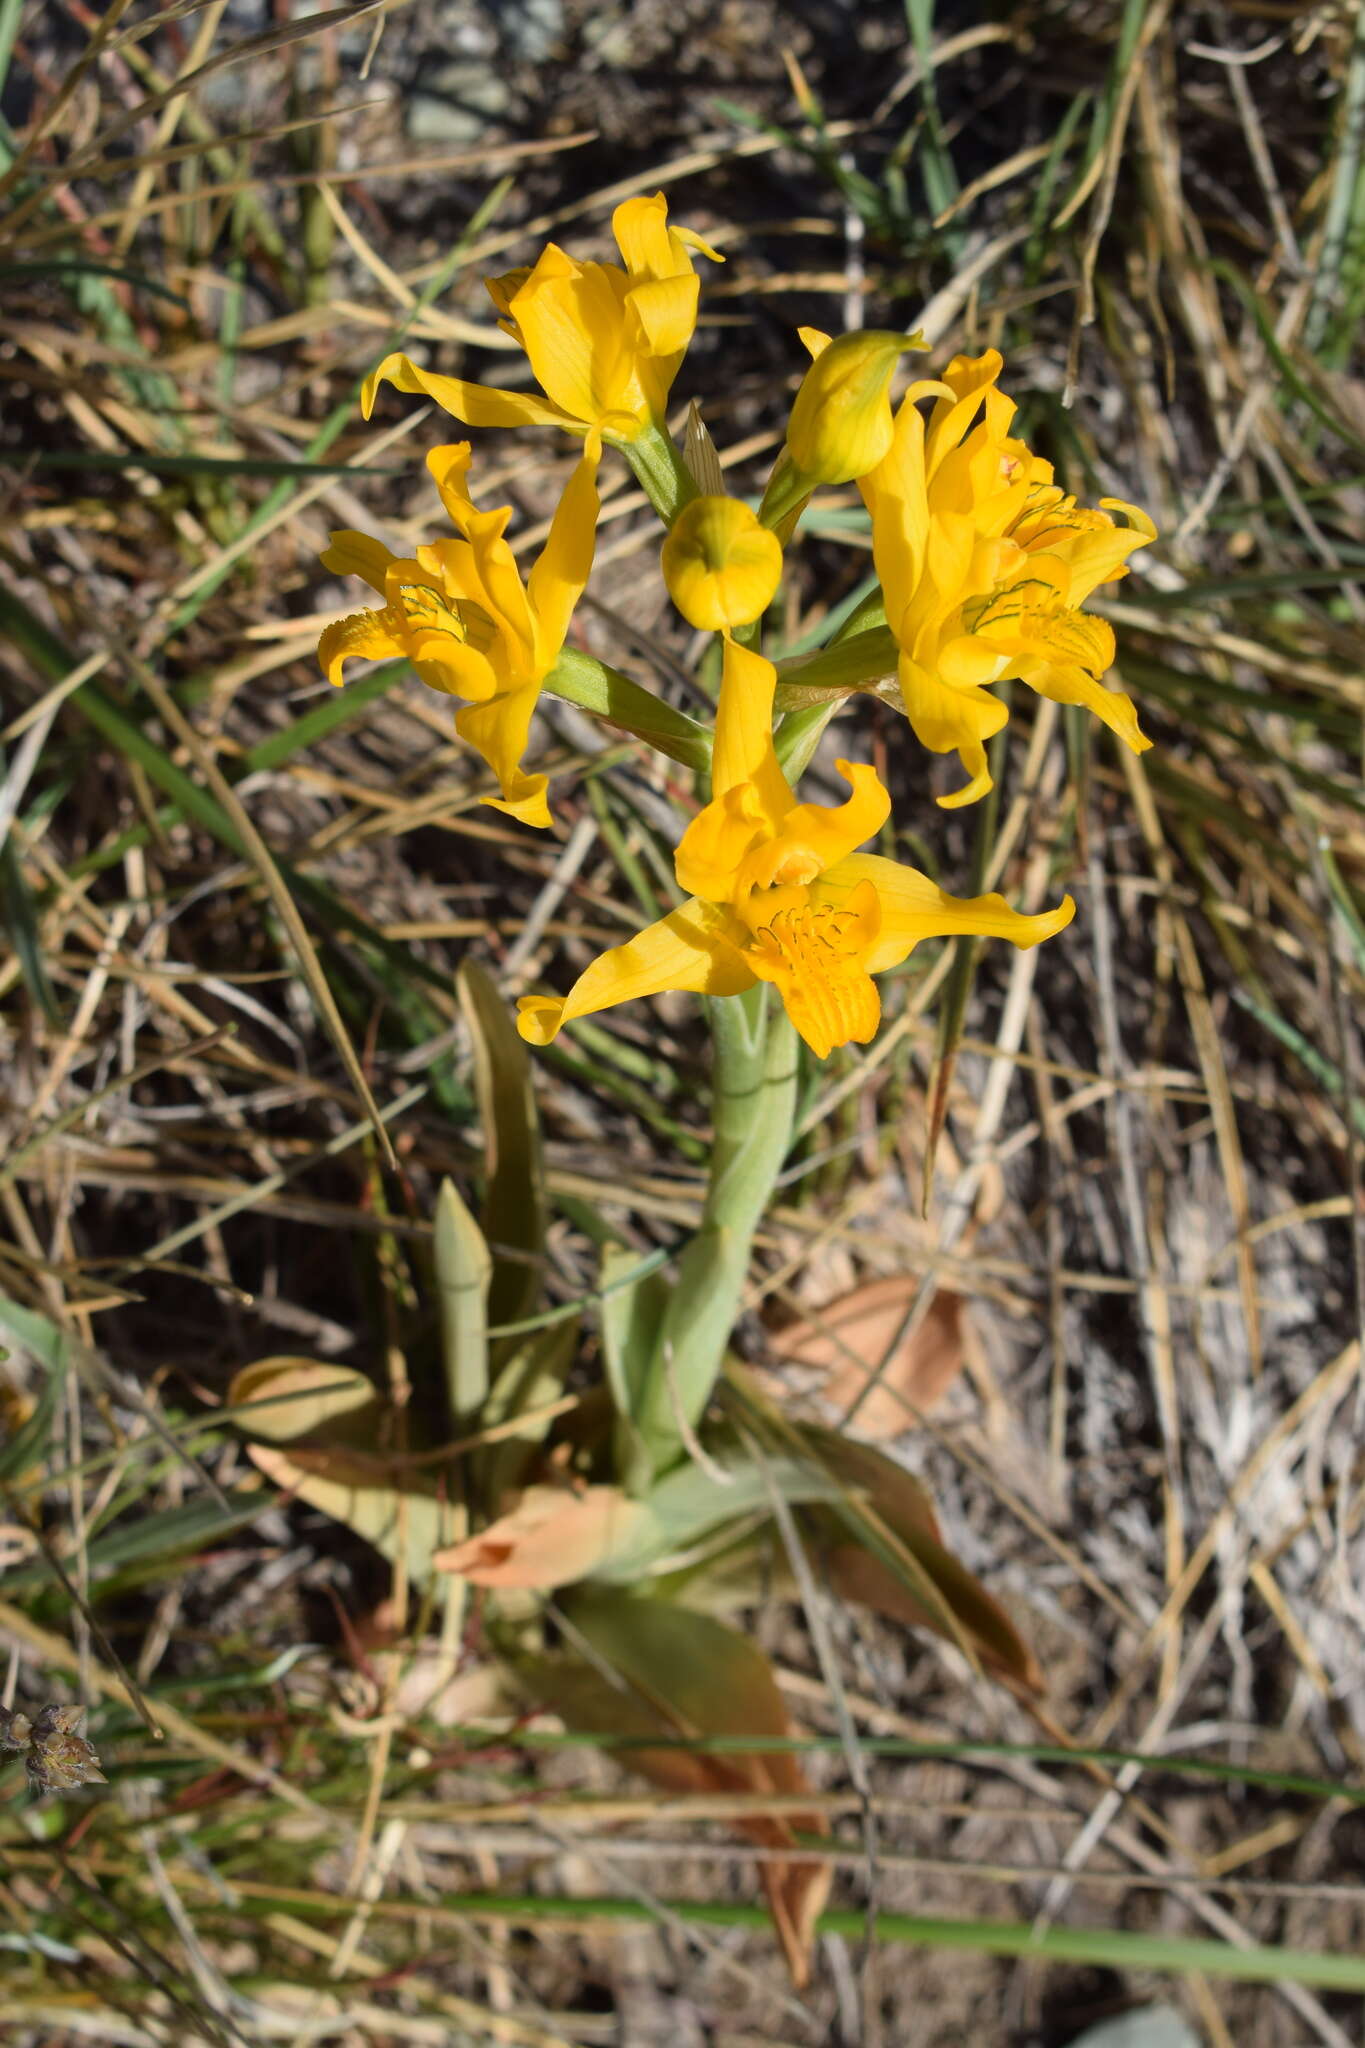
[633,984,798,1481]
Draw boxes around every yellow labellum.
[662,496,783,631]
[517,639,1074,1059]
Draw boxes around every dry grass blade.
[130,666,396,1169]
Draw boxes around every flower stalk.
[634,983,798,1479]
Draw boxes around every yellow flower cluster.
[318,193,1156,1059]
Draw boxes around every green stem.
[621,421,698,527]
[635,986,798,1479]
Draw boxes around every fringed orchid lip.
[744,884,883,1061]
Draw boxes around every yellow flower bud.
[785,327,924,485]
[661,495,783,632]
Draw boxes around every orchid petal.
[923,351,1008,478]
[612,192,720,277]
[1020,661,1151,753]
[625,272,701,360]
[319,530,395,597]
[318,607,404,686]
[711,639,791,822]
[818,856,1076,974]
[517,900,752,1045]
[739,761,890,895]
[456,685,551,828]
[361,352,577,432]
[508,250,634,426]
[895,654,1008,808]
[675,783,770,902]
[527,436,602,671]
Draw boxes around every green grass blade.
[242,1884,1365,1991]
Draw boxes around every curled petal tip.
[935,765,994,810]
[1012,892,1078,949]
[516,996,564,1045]
[359,351,403,420]
[484,781,553,831]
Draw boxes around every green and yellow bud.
[661,495,783,632]
[784,326,925,486]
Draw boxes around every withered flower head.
[1,1701,106,1794]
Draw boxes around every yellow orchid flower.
[361,194,722,444]
[517,638,1074,1058]
[317,438,600,829]
[861,349,1157,808]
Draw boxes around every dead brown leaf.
[432,1484,645,1590]
[545,1595,833,1986]
[771,1277,966,1436]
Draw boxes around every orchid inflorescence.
[321,193,1155,1064]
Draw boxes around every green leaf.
[0,448,406,478]
[598,1241,669,1492]
[0,1295,72,1374]
[557,1590,795,1743]
[0,817,58,1023]
[590,1452,844,1583]
[480,1317,579,1502]
[248,1442,460,1585]
[457,959,546,1338]
[549,1590,832,1980]
[774,624,898,706]
[0,1494,264,1597]
[226,1355,463,1589]
[0,1301,69,1482]
[433,1179,491,1429]
[226,1357,381,1445]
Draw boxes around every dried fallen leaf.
[227,1356,381,1445]
[432,1484,647,1590]
[771,1277,966,1436]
